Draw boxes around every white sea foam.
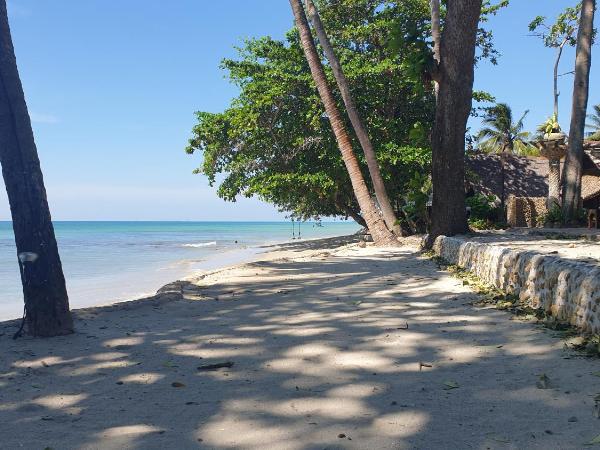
[181,241,217,248]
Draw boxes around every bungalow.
[466,141,600,226]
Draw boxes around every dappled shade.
[1,239,600,448]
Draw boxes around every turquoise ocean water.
[0,221,358,320]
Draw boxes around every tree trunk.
[430,0,442,97]
[0,0,73,337]
[289,0,396,245]
[562,0,596,222]
[304,0,401,236]
[344,207,367,229]
[554,40,568,121]
[548,158,562,208]
[429,0,482,242]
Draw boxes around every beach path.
[1,237,600,449]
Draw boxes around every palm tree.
[476,103,537,155]
[304,0,400,236]
[0,0,73,337]
[587,104,600,139]
[288,0,396,245]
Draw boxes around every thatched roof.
[466,154,549,198]
[467,146,600,201]
[582,175,600,201]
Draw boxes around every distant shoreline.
[0,225,359,323]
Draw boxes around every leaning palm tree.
[304,0,400,235]
[0,0,73,336]
[288,0,396,245]
[587,104,600,139]
[476,103,537,155]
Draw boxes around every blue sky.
[0,0,597,221]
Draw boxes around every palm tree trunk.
[304,0,401,236]
[429,0,482,243]
[562,0,596,222]
[0,0,73,337]
[289,0,396,245]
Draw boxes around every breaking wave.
[181,241,217,248]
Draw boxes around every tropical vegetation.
[186,1,435,234]
[588,104,600,139]
[476,103,537,155]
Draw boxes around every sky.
[0,0,597,221]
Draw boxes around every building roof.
[582,175,600,201]
[467,145,600,202]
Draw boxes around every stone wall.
[433,236,600,334]
[507,196,547,228]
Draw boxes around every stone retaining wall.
[433,236,600,334]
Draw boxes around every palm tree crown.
[587,104,600,139]
[476,103,537,155]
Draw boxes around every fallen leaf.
[536,374,550,389]
[171,382,186,388]
[443,381,459,390]
[486,434,510,443]
[586,434,600,445]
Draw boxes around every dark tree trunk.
[429,0,482,241]
[305,0,401,236]
[430,0,441,97]
[344,207,367,229]
[289,0,397,246]
[562,0,596,222]
[0,0,73,337]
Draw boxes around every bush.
[537,204,563,226]
[400,171,431,234]
[466,193,504,230]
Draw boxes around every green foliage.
[186,0,435,223]
[587,104,600,137]
[400,170,431,233]
[535,204,588,226]
[537,204,564,225]
[466,193,504,229]
[537,114,561,135]
[476,103,538,155]
[388,0,509,86]
[466,193,497,220]
[528,4,581,49]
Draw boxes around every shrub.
[466,193,505,230]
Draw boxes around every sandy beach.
[2,235,600,449]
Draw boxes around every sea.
[0,221,359,321]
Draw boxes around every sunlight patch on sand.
[372,411,429,437]
[119,372,165,384]
[103,336,144,347]
[33,393,87,410]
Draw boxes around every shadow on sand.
[1,243,600,449]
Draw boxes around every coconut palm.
[587,104,600,139]
[288,0,396,245]
[476,103,537,155]
[304,0,400,235]
[0,0,73,336]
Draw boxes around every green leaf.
[443,381,459,390]
[585,434,600,445]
